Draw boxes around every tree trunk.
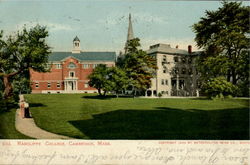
[1,70,22,99]
[232,69,237,85]
[227,70,231,82]
[97,88,102,96]
[3,75,13,99]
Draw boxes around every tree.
[192,1,250,96]
[0,25,51,99]
[107,67,129,97]
[88,64,110,96]
[203,76,238,99]
[12,74,31,95]
[118,38,157,96]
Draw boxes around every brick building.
[30,36,116,93]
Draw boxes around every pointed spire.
[127,13,134,41]
[125,13,134,53]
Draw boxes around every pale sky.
[0,0,249,53]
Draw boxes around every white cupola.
[72,36,81,53]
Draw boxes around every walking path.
[15,109,72,139]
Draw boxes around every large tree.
[0,25,51,99]
[107,67,129,97]
[88,64,110,96]
[118,38,157,96]
[192,1,250,96]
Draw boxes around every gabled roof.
[48,52,116,62]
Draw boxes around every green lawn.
[24,94,249,139]
[0,107,31,139]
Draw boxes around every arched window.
[68,62,76,69]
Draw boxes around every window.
[161,79,164,85]
[188,58,192,64]
[68,62,76,69]
[174,56,179,62]
[35,82,39,88]
[56,64,62,69]
[83,64,89,69]
[165,80,168,85]
[173,68,179,74]
[181,57,186,63]
[182,68,186,74]
[47,82,51,88]
[84,83,89,88]
[179,80,185,89]
[46,64,52,69]
[57,82,60,88]
[163,66,167,73]
[163,55,167,62]
[188,68,193,75]
[93,64,99,68]
[69,71,75,77]
[171,80,177,88]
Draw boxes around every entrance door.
[69,81,74,91]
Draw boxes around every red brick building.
[30,36,116,93]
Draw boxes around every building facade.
[122,14,200,97]
[146,43,200,97]
[30,37,116,93]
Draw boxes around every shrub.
[158,93,162,97]
[203,77,238,99]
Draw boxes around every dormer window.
[68,62,76,69]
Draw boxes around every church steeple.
[125,13,134,53]
[72,36,81,53]
[127,13,134,41]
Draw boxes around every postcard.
[0,0,249,164]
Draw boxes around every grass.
[0,107,31,139]
[24,94,249,140]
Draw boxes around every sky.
[0,0,249,53]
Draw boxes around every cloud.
[16,21,73,32]
[133,12,168,25]
[97,11,168,28]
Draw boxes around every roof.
[48,52,116,62]
[73,36,80,42]
[147,43,200,56]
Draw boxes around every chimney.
[176,45,179,49]
[188,45,192,54]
